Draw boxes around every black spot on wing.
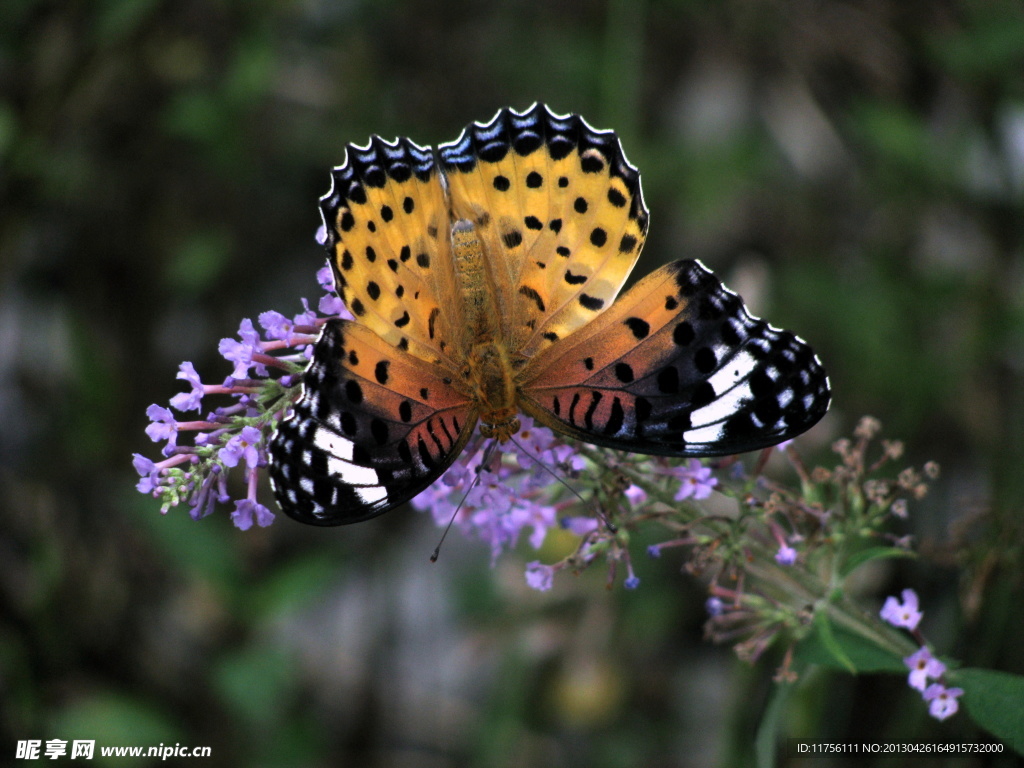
[624,317,650,339]
[519,285,546,312]
[605,397,625,435]
[564,270,587,285]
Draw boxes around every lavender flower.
[144,405,179,454]
[672,458,718,501]
[219,426,265,469]
[231,497,276,530]
[624,484,648,507]
[880,589,923,631]
[413,422,575,563]
[218,318,265,378]
[525,561,556,591]
[135,274,338,525]
[170,362,205,412]
[258,310,298,344]
[905,647,946,692]
[316,264,349,317]
[511,416,558,469]
[319,293,345,317]
[132,454,162,494]
[774,544,798,566]
[923,684,964,721]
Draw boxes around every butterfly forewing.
[320,136,466,367]
[438,104,649,360]
[269,320,476,525]
[520,260,830,456]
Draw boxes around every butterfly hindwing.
[269,319,476,525]
[520,260,830,456]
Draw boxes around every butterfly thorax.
[452,219,522,442]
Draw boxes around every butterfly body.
[269,104,831,526]
[448,219,522,441]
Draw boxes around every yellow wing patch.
[439,104,649,361]
[322,136,464,369]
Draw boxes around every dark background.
[2,1,1023,766]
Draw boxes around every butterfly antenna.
[430,440,499,562]
[508,437,617,533]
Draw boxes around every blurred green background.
[2,0,1023,766]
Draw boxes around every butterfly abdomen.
[468,341,520,441]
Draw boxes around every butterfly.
[268,104,830,525]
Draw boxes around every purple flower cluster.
[134,264,345,529]
[634,458,720,562]
[411,416,572,565]
[880,589,964,721]
[408,414,684,591]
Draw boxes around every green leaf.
[755,682,792,768]
[50,692,181,766]
[811,611,857,673]
[131,495,241,587]
[214,644,295,729]
[165,229,230,294]
[94,0,161,42]
[249,553,338,620]
[841,546,916,578]
[796,616,906,674]
[950,668,1024,755]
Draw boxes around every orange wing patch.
[521,260,829,456]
